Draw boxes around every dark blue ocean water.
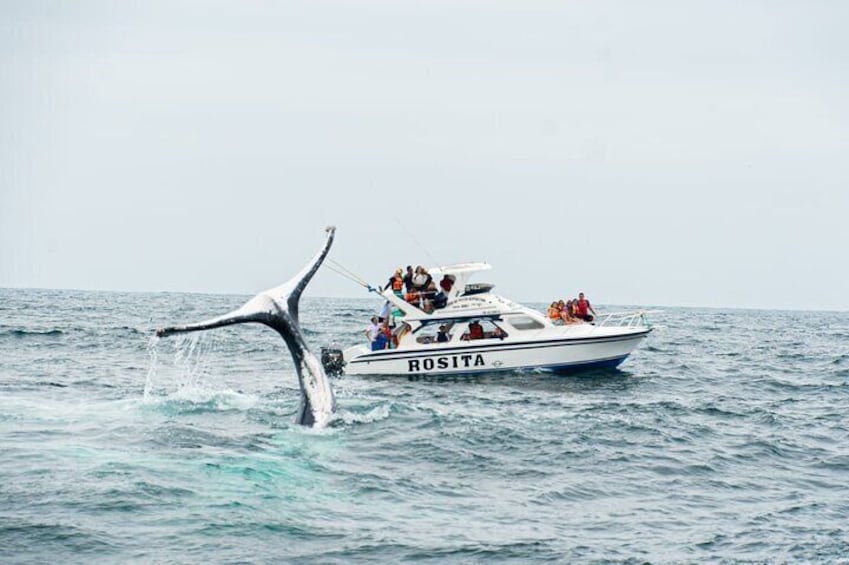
[1,288,848,563]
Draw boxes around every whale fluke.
[155,226,337,427]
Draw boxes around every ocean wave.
[335,403,392,426]
[0,522,116,555]
[143,388,259,415]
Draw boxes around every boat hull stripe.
[391,354,631,377]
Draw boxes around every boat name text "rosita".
[408,354,486,372]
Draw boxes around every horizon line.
[1,285,846,314]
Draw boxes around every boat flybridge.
[322,262,653,377]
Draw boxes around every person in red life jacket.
[439,275,454,293]
[381,320,394,349]
[467,320,484,340]
[575,292,597,322]
[383,268,405,297]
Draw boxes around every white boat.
[321,262,652,377]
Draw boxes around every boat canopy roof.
[429,262,492,277]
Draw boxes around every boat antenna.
[394,218,442,269]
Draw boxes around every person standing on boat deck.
[412,266,429,291]
[403,265,415,293]
[372,326,389,350]
[575,292,597,322]
[365,316,381,346]
[380,319,394,349]
[384,268,405,297]
[422,268,433,289]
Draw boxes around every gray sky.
[2,1,847,310]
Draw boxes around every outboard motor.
[320,347,346,377]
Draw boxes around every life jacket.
[469,323,484,340]
[391,277,404,291]
[576,299,589,317]
[548,307,561,320]
[405,291,419,303]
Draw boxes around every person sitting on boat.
[466,321,484,340]
[394,322,411,345]
[383,268,405,297]
[560,300,579,324]
[439,275,454,293]
[548,302,563,325]
[437,325,450,343]
[421,281,439,308]
[404,290,422,308]
[490,326,507,339]
[575,292,597,322]
[432,289,448,309]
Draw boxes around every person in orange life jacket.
[404,290,420,305]
[383,268,405,297]
[548,302,563,324]
[575,292,597,322]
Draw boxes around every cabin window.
[460,319,508,341]
[506,316,544,331]
[415,322,455,344]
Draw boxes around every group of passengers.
[383,265,453,313]
[365,315,411,351]
[548,292,597,325]
[431,321,506,344]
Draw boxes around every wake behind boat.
[322,262,653,377]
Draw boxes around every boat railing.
[594,310,659,329]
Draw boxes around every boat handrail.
[594,310,659,329]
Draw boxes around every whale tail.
[154,226,337,427]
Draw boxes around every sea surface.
[1,288,848,564]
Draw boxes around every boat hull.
[343,329,650,376]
